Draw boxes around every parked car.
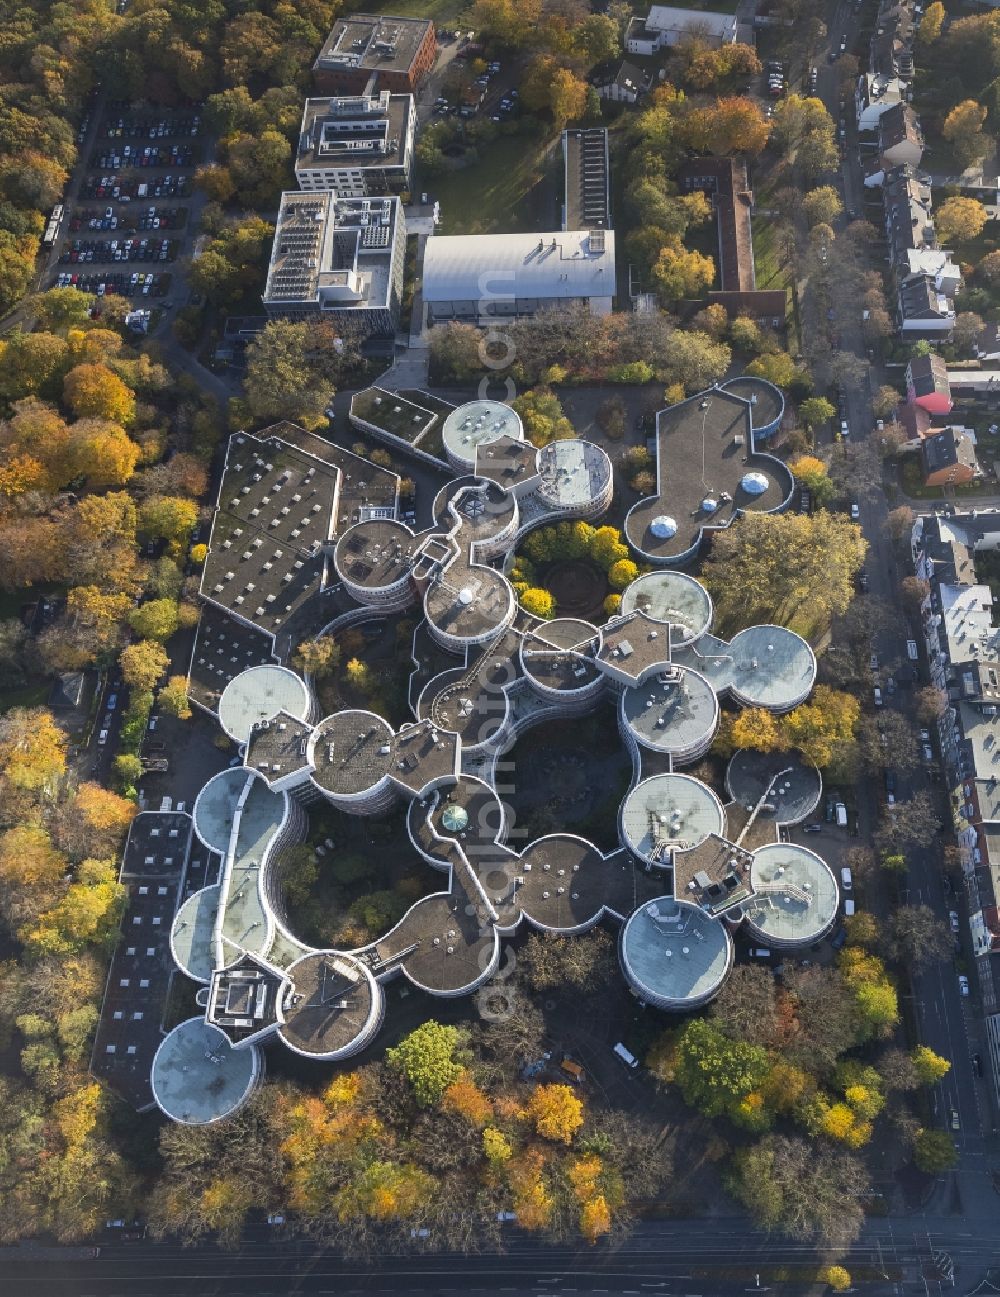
[950,910,960,935]
[958,973,970,997]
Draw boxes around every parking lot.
[44,101,202,301]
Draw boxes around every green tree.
[803,186,843,227]
[673,1019,771,1128]
[386,1020,468,1107]
[913,1128,958,1174]
[650,236,715,303]
[799,396,835,429]
[244,318,353,429]
[128,599,179,643]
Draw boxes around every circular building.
[442,400,523,472]
[619,664,718,763]
[619,571,713,647]
[536,439,613,520]
[519,617,602,704]
[725,749,822,828]
[218,664,312,746]
[620,773,725,867]
[423,565,515,653]
[743,842,839,948]
[333,519,416,610]
[620,897,733,1010]
[309,710,397,814]
[726,625,817,712]
[279,951,384,1061]
[151,1018,261,1125]
[408,776,506,868]
[193,767,252,853]
[433,476,519,561]
[722,376,785,438]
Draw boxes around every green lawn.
[377,0,469,24]
[427,131,561,235]
[750,203,798,352]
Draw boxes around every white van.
[841,866,853,892]
[906,639,918,660]
[844,898,855,916]
[835,802,848,827]
[613,1042,638,1069]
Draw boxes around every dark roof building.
[921,426,980,488]
[562,127,611,232]
[312,13,437,96]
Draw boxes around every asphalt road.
[819,0,1000,1236]
[10,1213,1000,1297]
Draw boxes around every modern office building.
[295,92,416,196]
[263,190,406,336]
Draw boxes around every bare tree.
[859,712,920,774]
[882,904,953,967]
[875,790,941,854]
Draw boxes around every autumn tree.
[158,675,192,721]
[935,196,988,245]
[650,236,715,302]
[138,495,198,545]
[293,638,341,678]
[803,186,843,228]
[918,0,944,42]
[62,363,135,425]
[702,511,866,635]
[912,1045,951,1085]
[128,598,179,643]
[119,640,168,692]
[683,96,770,156]
[521,57,588,128]
[942,100,990,170]
[511,387,574,448]
[518,585,553,621]
[0,707,66,794]
[789,454,834,504]
[527,1083,584,1144]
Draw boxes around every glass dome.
[442,804,469,832]
[741,471,770,496]
[701,497,718,512]
[650,515,678,540]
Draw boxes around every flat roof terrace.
[424,562,514,644]
[520,618,601,692]
[310,711,395,796]
[334,518,416,590]
[537,439,611,510]
[376,876,498,995]
[620,772,726,865]
[673,625,816,711]
[218,664,311,746]
[744,842,839,946]
[220,775,286,963]
[314,13,433,77]
[442,400,523,466]
[151,1018,260,1126]
[621,664,718,756]
[475,435,539,491]
[433,477,517,547]
[419,632,521,745]
[621,897,732,1008]
[619,571,713,645]
[298,93,411,172]
[351,386,453,447]
[280,952,378,1058]
[625,390,790,562]
[512,834,609,930]
[725,748,822,830]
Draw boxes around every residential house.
[625,4,737,54]
[906,353,954,414]
[878,102,923,169]
[592,59,652,104]
[855,73,905,132]
[921,426,980,488]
